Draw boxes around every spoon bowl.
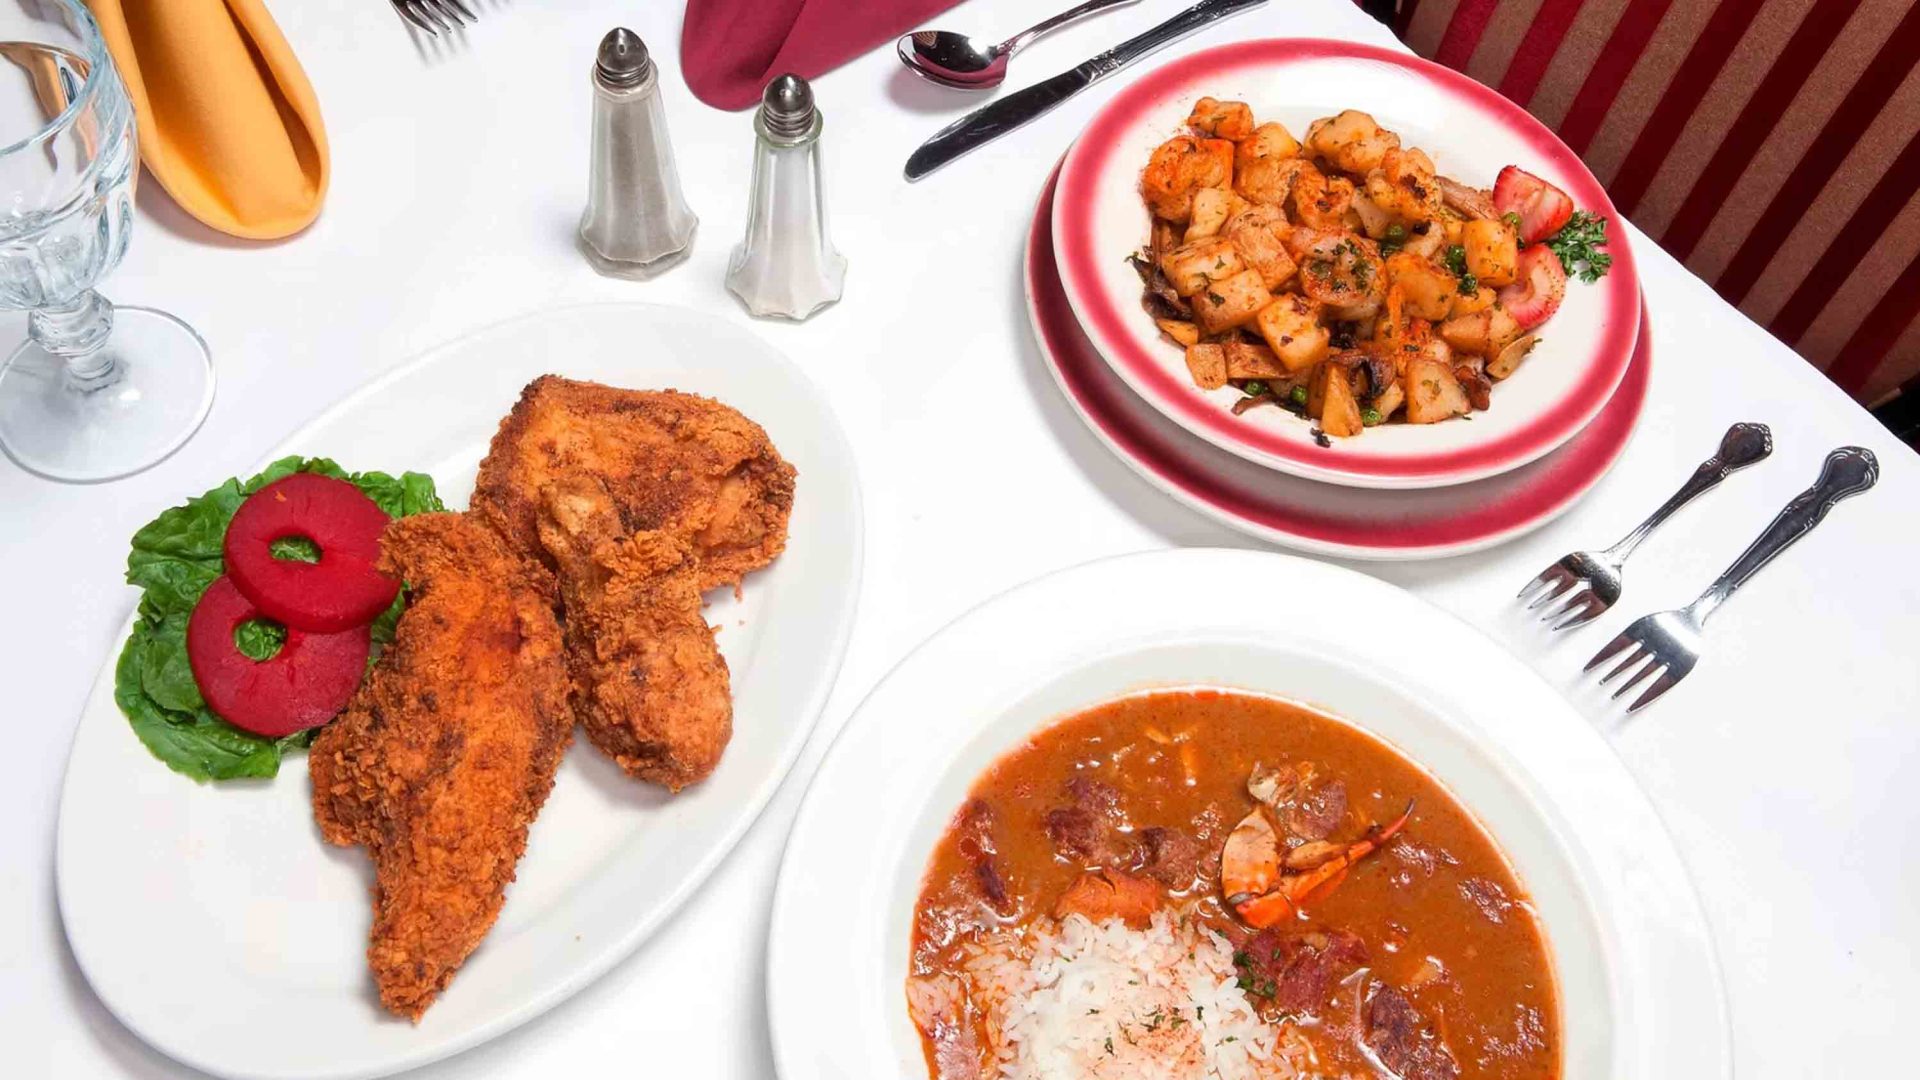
[898,31,1009,89]
[897,0,1142,92]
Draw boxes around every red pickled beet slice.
[224,473,399,632]
[186,576,371,738]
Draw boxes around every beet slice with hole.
[224,473,399,632]
[186,576,371,738]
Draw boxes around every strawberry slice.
[186,576,371,738]
[224,473,399,632]
[1498,245,1568,330]
[1491,166,1574,244]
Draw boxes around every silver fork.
[1519,422,1773,630]
[392,0,476,35]
[1586,446,1879,712]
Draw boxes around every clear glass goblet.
[0,0,212,483]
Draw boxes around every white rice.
[958,910,1316,1080]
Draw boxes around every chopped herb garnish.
[1361,406,1383,426]
[1196,1006,1205,1022]
[1205,290,1226,305]
[1444,244,1478,294]
[1543,210,1614,283]
[1105,1037,1115,1056]
[1502,211,1522,234]
[1220,1036,1239,1045]
[1380,222,1407,256]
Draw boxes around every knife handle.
[1091,0,1270,80]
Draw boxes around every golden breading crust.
[536,477,731,791]
[470,376,797,594]
[310,512,573,1021]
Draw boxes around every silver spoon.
[898,0,1143,90]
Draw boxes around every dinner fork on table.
[1519,422,1773,630]
[392,0,476,35]
[1585,446,1879,713]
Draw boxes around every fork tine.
[1517,568,1559,601]
[1542,587,1591,626]
[1583,631,1636,673]
[1610,657,1663,701]
[1525,575,1576,611]
[441,0,478,20]
[427,0,473,25]
[1550,592,1605,632]
[1596,643,1648,686]
[395,1,439,34]
[1627,668,1683,713]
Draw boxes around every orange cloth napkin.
[88,0,327,239]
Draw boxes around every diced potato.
[1371,378,1405,419]
[1384,254,1456,320]
[1487,333,1539,380]
[1439,304,1522,357]
[1186,97,1255,141]
[1226,208,1297,290]
[1403,221,1449,259]
[1185,187,1232,241]
[1185,343,1228,390]
[1313,361,1365,437]
[1404,358,1472,423]
[1450,285,1497,319]
[1159,236,1242,297]
[1460,218,1518,287]
[1190,268,1273,334]
[1305,110,1399,175]
[1224,342,1289,380]
[1155,318,1201,347]
[1253,294,1330,375]
[1226,192,1254,218]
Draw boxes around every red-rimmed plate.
[1031,164,1648,560]
[1051,39,1641,489]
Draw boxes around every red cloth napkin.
[681,0,963,110]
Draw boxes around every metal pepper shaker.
[579,28,697,273]
[725,74,847,319]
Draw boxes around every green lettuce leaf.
[116,457,441,782]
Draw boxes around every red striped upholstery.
[1394,0,1920,404]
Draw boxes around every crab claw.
[1277,799,1415,907]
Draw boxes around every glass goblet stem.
[28,288,117,389]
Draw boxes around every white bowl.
[767,550,1726,1079]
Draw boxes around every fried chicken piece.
[536,478,731,791]
[471,376,797,593]
[310,512,573,1021]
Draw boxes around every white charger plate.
[1052,40,1641,489]
[767,549,1727,1079]
[56,303,863,1080]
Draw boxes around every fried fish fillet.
[310,512,573,1021]
[536,477,731,791]
[471,376,797,593]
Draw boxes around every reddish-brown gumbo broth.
[911,690,1559,1079]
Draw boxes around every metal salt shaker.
[579,28,697,273]
[725,74,846,319]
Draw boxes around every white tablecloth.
[9,1,1916,1075]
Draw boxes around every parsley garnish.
[1361,406,1383,426]
[1501,211,1522,234]
[1444,244,1478,295]
[1543,210,1614,283]
[1105,1037,1115,1056]
[1205,290,1226,305]
[1380,223,1407,256]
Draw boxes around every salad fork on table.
[1520,422,1774,631]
